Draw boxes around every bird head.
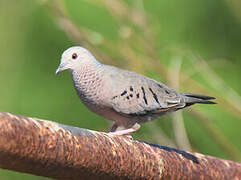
[55,46,100,75]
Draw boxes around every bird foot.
[108,128,136,137]
[108,123,140,139]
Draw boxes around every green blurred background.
[0,0,241,179]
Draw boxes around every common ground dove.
[55,46,215,135]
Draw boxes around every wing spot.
[141,87,148,105]
[165,90,170,94]
[112,95,118,100]
[121,90,127,96]
[158,84,163,88]
[126,96,130,100]
[130,86,134,91]
[136,93,140,98]
[149,88,160,104]
[130,94,133,98]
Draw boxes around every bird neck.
[71,64,103,103]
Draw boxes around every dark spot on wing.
[126,96,130,100]
[130,94,133,98]
[157,84,163,88]
[136,93,140,98]
[149,88,160,104]
[112,95,118,100]
[130,86,134,91]
[141,87,148,105]
[165,89,170,94]
[121,90,127,96]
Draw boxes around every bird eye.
[72,53,78,59]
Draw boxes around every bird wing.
[105,66,185,116]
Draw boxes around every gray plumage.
[55,46,215,135]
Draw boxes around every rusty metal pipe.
[0,112,240,179]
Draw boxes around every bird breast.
[71,66,104,106]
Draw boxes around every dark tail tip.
[182,93,216,100]
[182,93,216,105]
[198,101,217,105]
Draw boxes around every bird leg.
[108,123,140,136]
[109,123,118,132]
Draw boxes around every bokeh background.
[1,0,241,179]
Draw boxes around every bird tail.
[181,93,216,105]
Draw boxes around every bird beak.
[55,67,61,76]
[55,62,66,76]
[54,67,61,76]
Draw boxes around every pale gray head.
[55,46,101,75]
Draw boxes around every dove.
[55,46,216,135]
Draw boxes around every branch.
[0,112,240,180]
